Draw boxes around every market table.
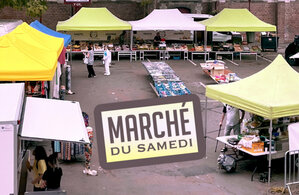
[216,135,277,181]
[139,50,160,60]
[215,51,234,61]
[190,51,209,61]
[239,52,258,61]
[117,50,137,61]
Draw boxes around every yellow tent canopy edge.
[56,7,132,31]
[200,8,276,32]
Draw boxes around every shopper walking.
[219,104,245,136]
[85,45,96,78]
[42,153,63,191]
[103,46,111,76]
[26,146,48,191]
[83,126,98,176]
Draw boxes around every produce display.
[142,62,191,97]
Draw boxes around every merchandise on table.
[155,82,191,98]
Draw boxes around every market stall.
[0,83,89,195]
[30,20,73,97]
[0,19,22,36]
[129,9,205,60]
[0,22,64,81]
[200,8,276,61]
[56,7,132,61]
[205,55,299,183]
[0,83,24,195]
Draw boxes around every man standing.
[219,104,245,136]
[103,46,111,76]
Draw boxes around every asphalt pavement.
[25,48,299,195]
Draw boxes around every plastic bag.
[83,57,88,64]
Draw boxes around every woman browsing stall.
[26,146,48,191]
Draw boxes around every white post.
[204,30,207,61]
[130,30,133,51]
[268,119,273,184]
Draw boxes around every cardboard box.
[242,142,264,153]
[211,65,224,77]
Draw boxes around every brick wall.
[0,1,142,31]
[0,1,298,43]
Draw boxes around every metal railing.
[284,150,299,194]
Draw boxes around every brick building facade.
[0,0,298,43]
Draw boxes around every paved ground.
[25,49,299,195]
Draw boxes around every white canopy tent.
[0,83,24,195]
[0,83,89,194]
[129,9,205,31]
[0,19,22,36]
[128,9,205,49]
[20,97,89,143]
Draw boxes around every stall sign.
[94,94,205,169]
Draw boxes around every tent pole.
[276,31,278,52]
[268,119,273,184]
[130,30,133,51]
[205,96,207,157]
[194,31,197,44]
[204,30,207,61]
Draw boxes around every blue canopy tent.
[30,20,71,47]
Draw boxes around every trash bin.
[261,36,279,52]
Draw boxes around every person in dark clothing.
[153,32,161,47]
[42,153,63,191]
[85,45,96,78]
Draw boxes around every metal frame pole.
[205,96,208,156]
[130,30,133,51]
[268,119,273,184]
[204,30,207,61]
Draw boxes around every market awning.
[56,7,131,31]
[0,19,22,36]
[0,22,64,81]
[206,55,299,119]
[20,97,90,144]
[200,8,276,32]
[30,20,71,47]
[129,9,205,31]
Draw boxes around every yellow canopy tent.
[206,55,299,119]
[205,55,299,183]
[0,23,64,81]
[200,8,276,32]
[199,8,277,53]
[56,7,131,31]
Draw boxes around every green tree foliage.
[0,0,47,18]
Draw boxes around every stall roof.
[56,7,131,31]
[129,9,205,31]
[206,55,299,119]
[0,83,24,124]
[200,8,276,32]
[0,19,22,36]
[30,20,71,47]
[0,23,64,81]
[20,97,90,143]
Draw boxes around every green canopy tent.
[199,8,277,54]
[57,7,132,64]
[205,55,299,183]
[56,7,131,31]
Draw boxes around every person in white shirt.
[103,46,111,76]
[219,104,245,136]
